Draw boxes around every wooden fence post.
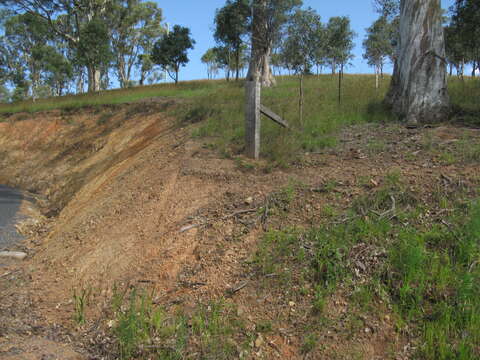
[245,79,261,159]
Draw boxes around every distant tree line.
[1,0,477,103]
[0,0,195,102]
[203,0,356,82]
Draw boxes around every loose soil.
[0,102,479,359]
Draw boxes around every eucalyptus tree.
[246,0,302,87]
[363,16,395,88]
[201,48,220,79]
[109,0,163,88]
[280,7,322,123]
[151,25,195,84]
[386,0,449,125]
[2,12,73,99]
[211,45,234,81]
[2,0,114,92]
[324,16,356,76]
[444,23,467,77]
[450,0,480,77]
[324,16,355,103]
[214,0,250,81]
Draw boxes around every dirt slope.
[1,103,479,359]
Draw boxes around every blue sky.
[157,0,455,81]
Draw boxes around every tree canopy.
[214,0,250,81]
[151,25,195,84]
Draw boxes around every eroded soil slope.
[1,103,479,359]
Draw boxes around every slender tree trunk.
[235,46,240,81]
[472,61,477,77]
[375,65,380,90]
[338,67,342,104]
[449,63,453,76]
[299,74,304,126]
[76,69,84,94]
[386,0,449,125]
[331,60,336,75]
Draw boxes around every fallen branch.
[179,209,258,233]
[227,281,248,295]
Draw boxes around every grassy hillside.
[3,75,478,166]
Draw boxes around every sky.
[157,0,455,81]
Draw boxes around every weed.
[382,201,480,359]
[234,157,256,171]
[72,288,91,325]
[111,288,248,359]
[366,139,386,154]
[301,333,317,353]
[256,320,273,333]
[438,150,456,165]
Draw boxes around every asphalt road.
[0,185,24,250]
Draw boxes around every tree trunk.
[299,74,304,126]
[472,61,477,78]
[386,0,449,125]
[87,65,101,92]
[76,69,84,94]
[338,67,342,104]
[260,48,276,87]
[245,0,264,159]
[235,46,240,81]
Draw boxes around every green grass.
[72,288,91,325]
[253,175,480,359]
[0,79,229,115]
[111,288,249,360]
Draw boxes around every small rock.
[245,197,254,205]
[255,334,264,348]
[0,251,27,260]
[364,327,371,334]
[237,306,246,316]
[288,301,295,307]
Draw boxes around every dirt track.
[0,102,479,359]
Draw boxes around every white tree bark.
[260,48,276,87]
[386,0,449,125]
[245,0,264,159]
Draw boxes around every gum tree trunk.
[260,48,276,87]
[246,0,276,88]
[386,0,449,125]
[245,0,264,159]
